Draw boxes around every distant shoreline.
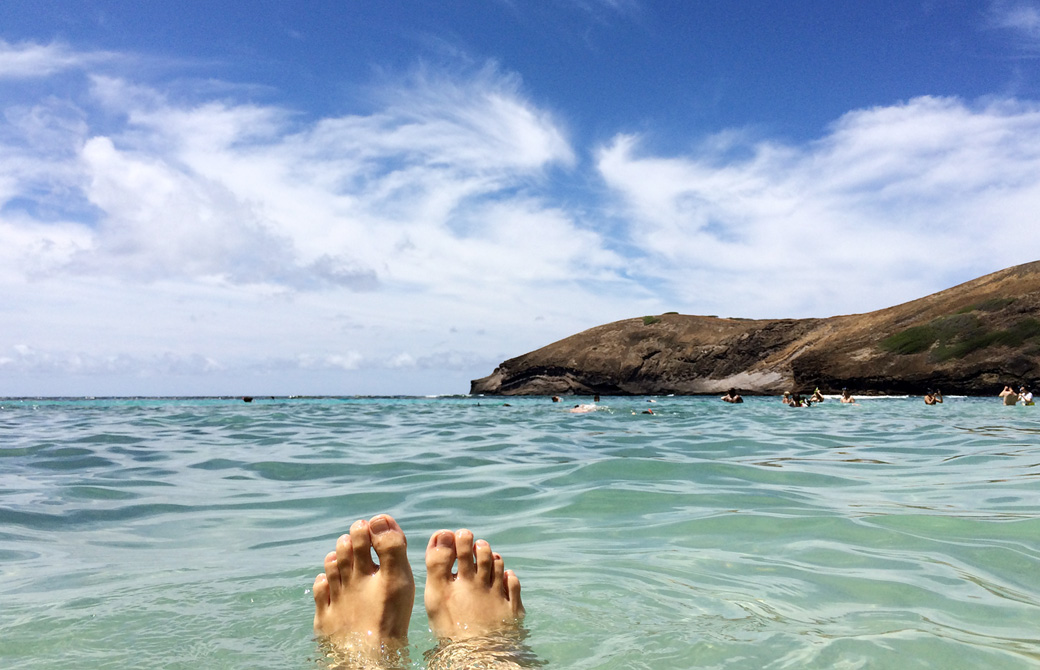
[0,392,1000,401]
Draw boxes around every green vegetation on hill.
[881,312,1040,361]
[956,297,1016,314]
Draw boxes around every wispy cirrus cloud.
[1,56,591,293]
[988,0,1040,50]
[598,96,1040,317]
[0,39,112,78]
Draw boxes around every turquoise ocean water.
[1,395,1039,669]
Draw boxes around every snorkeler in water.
[312,514,527,669]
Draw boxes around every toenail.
[369,516,391,534]
[436,531,454,547]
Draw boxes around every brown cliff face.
[471,261,1040,396]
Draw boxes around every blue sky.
[3,1,1040,396]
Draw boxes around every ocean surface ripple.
[1,396,1038,669]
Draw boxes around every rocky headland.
[471,261,1040,396]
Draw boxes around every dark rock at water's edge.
[471,261,1040,396]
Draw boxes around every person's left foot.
[313,514,415,654]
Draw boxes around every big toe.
[425,529,457,584]
[369,514,410,572]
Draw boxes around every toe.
[335,534,353,584]
[350,519,377,575]
[455,529,476,579]
[313,573,330,610]
[325,550,341,596]
[425,529,457,584]
[475,539,494,586]
[492,552,505,592]
[505,570,524,615]
[369,514,409,572]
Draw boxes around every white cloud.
[597,96,1040,317]
[990,1,1040,36]
[0,344,221,377]
[0,40,109,79]
[43,65,583,294]
[0,51,630,394]
[4,40,1040,394]
[389,352,417,368]
[298,352,364,371]
[1,61,592,295]
[988,1,1040,53]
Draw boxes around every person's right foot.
[424,528,525,640]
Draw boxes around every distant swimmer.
[999,385,1019,406]
[782,391,792,405]
[788,393,807,407]
[551,396,560,403]
[840,388,856,404]
[1020,386,1034,405]
[721,389,743,404]
[924,390,943,405]
[570,404,597,413]
[811,388,825,404]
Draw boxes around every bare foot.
[312,514,416,658]
[424,528,525,640]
